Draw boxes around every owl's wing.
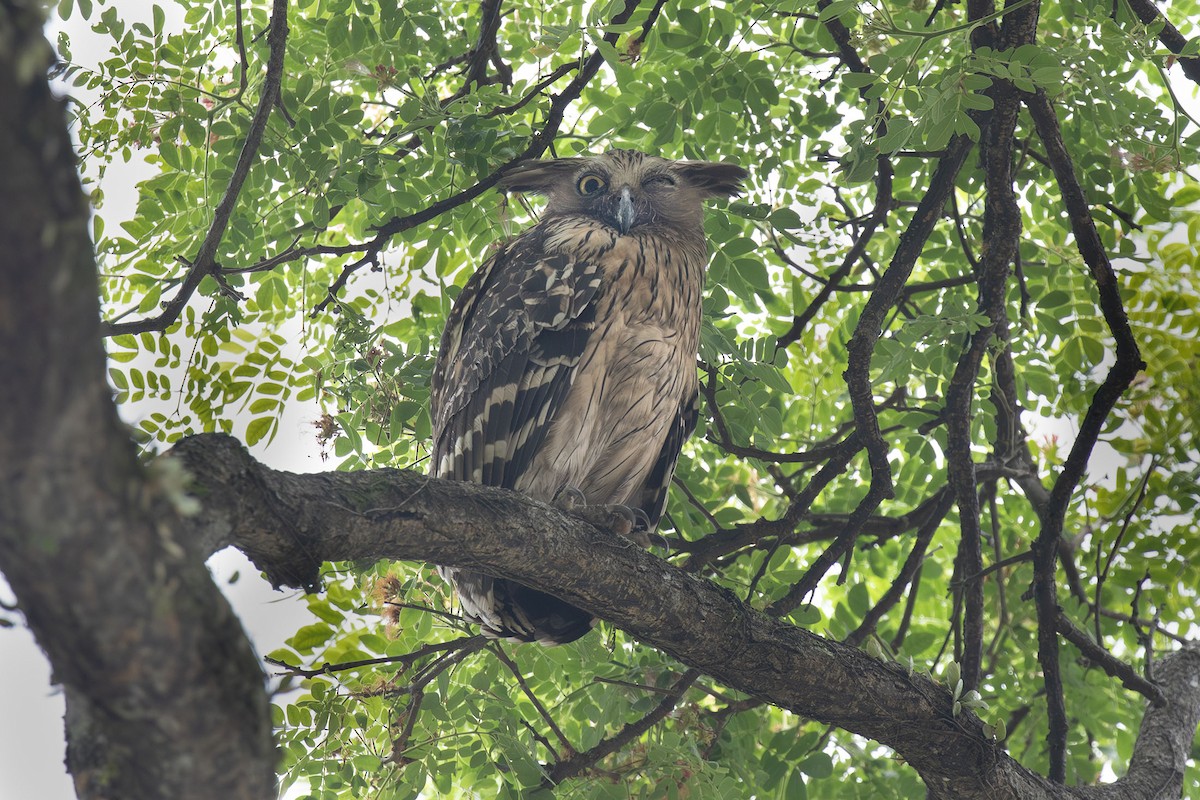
[634,390,699,529]
[430,229,602,490]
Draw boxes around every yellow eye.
[577,174,607,195]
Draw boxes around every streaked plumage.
[430,149,747,644]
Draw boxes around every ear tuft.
[674,161,748,198]
[497,158,584,195]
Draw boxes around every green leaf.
[769,208,805,230]
[817,0,857,23]
[1170,184,1200,206]
[290,623,335,653]
[842,71,876,89]
[246,416,275,446]
[308,602,346,626]
[798,752,833,778]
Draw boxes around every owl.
[430,149,747,644]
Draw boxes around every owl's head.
[499,149,747,234]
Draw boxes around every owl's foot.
[552,485,588,513]
[553,487,665,550]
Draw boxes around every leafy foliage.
[58,0,1200,796]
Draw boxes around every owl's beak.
[616,186,635,234]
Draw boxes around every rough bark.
[166,433,1198,800]
[0,5,274,798]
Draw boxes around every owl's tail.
[439,567,595,646]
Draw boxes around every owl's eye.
[577,174,607,196]
[644,174,676,188]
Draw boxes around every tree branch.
[265,634,484,678]
[1054,611,1165,707]
[841,133,975,508]
[1122,0,1200,86]
[309,0,662,313]
[844,490,955,647]
[778,0,894,350]
[1024,88,1147,783]
[164,432,1200,799]
[0,11,274,797]
[492,644,575,760]
[99,0,291,337]
[680,433,862,571]
[777,160,892,348]
[1074,649,1200,800]
[942,69,1024,691]
[168,433,1023,793]
[544,669,700,786]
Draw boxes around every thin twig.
[1054,610,1165,706]
[844,491,954,647]
[592,676,680,696]
[100,0,291,336]
[682,433,862,573]
[778,158,892,348]
[265,634,484,678]
[542,669,700,786]
[700,697,765,759]
[984,487,1009,663]
[670,475,724,530]
[233,0,249,94]
[492,644,575,758]
[1123,0,1200,85]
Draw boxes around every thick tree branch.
[1074,649,1200,800]
[943,0,1039,688]
[0,9,274,798]
[170,433,1027,794]
[942,92,1015,692]
[161,432,1195,799]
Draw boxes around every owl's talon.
[621,509,671,551]
[629,506,652,531]
[565,502,628,537]
[553,485,587,512]
[601,504,637,539]
[644,531,671,552]
[565,502,667,549]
